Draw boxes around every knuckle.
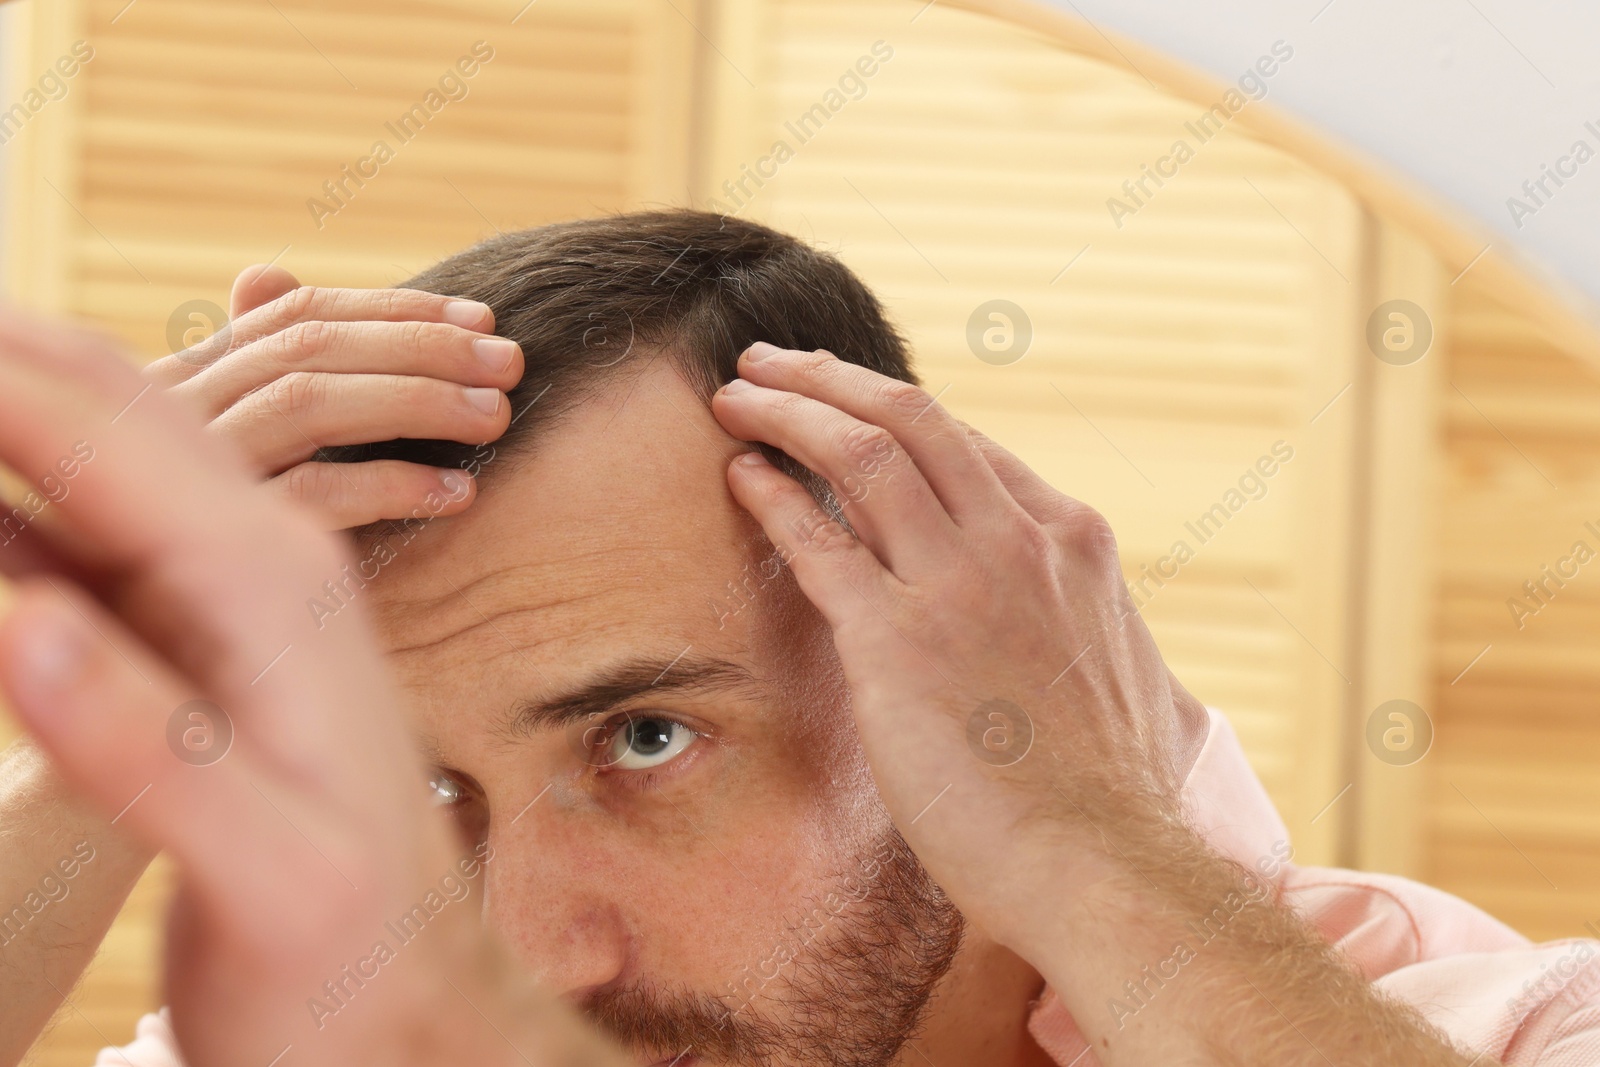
[262,370,326,417]
[837,421,899,478]
[396,318,429,350]
[276,284,319,322]
[279,462,341,511]
[281,319,332,362]
[770,388,807,420]
[754,476,798,518]
[377,288,413,317]
[876,380,932,423]
[795,348,837,380]
[801,513,856,555]
[1059,504,1119,563]
[1012,520,1060,566]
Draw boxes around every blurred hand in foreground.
[0,307,624,1067]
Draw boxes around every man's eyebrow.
[502,655,760,737]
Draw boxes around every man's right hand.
[144,265,522,530]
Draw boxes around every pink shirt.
[1027,711,1600,1066]
[98,711,1600,1066]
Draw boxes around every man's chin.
[642,1053,700,1067]
[598,832,961,1067]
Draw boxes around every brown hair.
[321,210,916,500]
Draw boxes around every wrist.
[962,776,1185,946]
[998,817,1312,1046]
[979,789,1247,983]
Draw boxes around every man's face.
[365,357,961,1067]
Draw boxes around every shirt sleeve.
[1525,998,1600,1066]
[1492,942,1600,1065]
[92,1010,188,1067]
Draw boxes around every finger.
[963,424,1122,581]
[0,313,238,575]
[733,345,1016,527]
[0,485,104,582]
[724,451,892,632]
[266,461,476,530]
[211,373,509,473]
[150,286,498,381]
[711,379,953,574]
[230,263,301,318]
[139,265,303,390]
[0,578,292,905]
[229,285,495,351]
[963,424,1079,525]
[0,328,227,595]
[0,300,145,383]
[176,320,522,418]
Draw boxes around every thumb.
[229,264,300,318]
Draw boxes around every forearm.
[0,739,154,1065]
[1012,813,1493,1066]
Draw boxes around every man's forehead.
[365,360,761,665]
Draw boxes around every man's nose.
[481,819,632,1000]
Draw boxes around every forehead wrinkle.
[372,553,644,660]
[380,595,640,670]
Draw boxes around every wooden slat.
[1423,269,1600,941]
[1348,224,1446,877]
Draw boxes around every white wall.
[1043,0,1600,313]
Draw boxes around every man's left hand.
[710,342,1210,948]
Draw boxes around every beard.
[581,829,965,1067]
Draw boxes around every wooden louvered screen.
[1428,278,1600,941]
[6,0,693,342]
[705,0,1368,859]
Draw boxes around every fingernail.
[744,342,780,362]
[11,602,90,697]
[439,470,471,500]
[472,337,519,374]
[445,300,494,330]
[722,378,755,395]
[464,387,502,415]
[736,451,770,468]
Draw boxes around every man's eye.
[428,770,468,807]
[426,768,488,849]
[604,716,696,771]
